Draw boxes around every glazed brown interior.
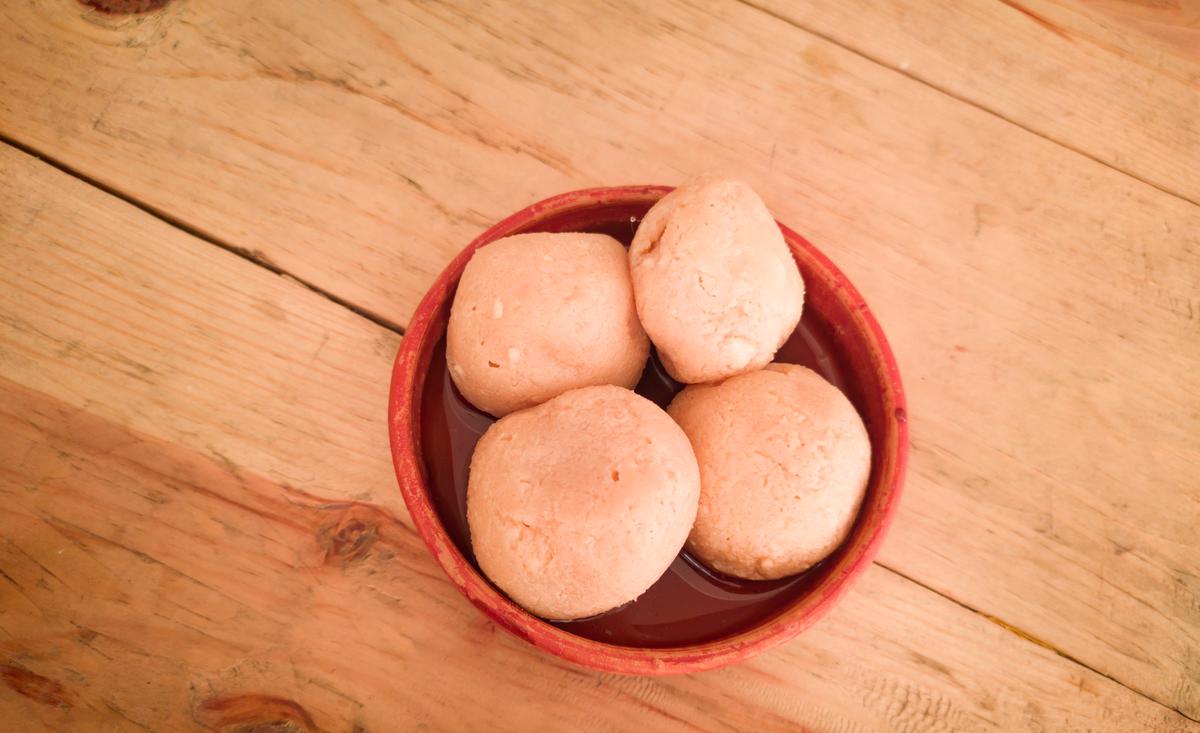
[416,200,886,648]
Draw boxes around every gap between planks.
[734,0,1200,211]
[2,134,1194,724]
[877,561,1200,724]
[0,133,405,336]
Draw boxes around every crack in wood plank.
[0,132,406,336]
[734,0,1200,209]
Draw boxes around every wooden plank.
[1072,0,1200,63]
[0,145,1194,732]
[748,0,1200,204]
[2,0,1199,717]
[1,0,1197,322]
[0,146,404,520]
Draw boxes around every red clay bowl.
[388,185,907,674]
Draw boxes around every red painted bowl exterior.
[388,185,908,675]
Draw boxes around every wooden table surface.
[1,1,1198,731]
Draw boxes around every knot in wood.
[323,517,378,564]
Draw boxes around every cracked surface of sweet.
[630,178,804,384]
[448,232,649,416]
[467,385,701,620]
[668,364,870,580]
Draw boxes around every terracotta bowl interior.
[388,185,907,675]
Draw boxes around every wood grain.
[1073,0,1200,63]
[749,0,1200,203]
[2,0,1198,321]
[1,143,1195,732]
[4,0,1199,717]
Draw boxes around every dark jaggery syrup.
[418,209,857,647]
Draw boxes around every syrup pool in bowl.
[417,209,875,648]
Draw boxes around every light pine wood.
[1072,0,1200,63]
[6,0,1200,720]
[751,0,1200,203]
[2,0,1199,322]
[3,0,1199,718]
[1,143,1194,733]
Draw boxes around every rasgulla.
[668,363,870,580]
[630,178,803,384]
[467,385,700,620]
[447,232,648,416]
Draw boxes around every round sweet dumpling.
[629,178,804,384]
[467,385,701,620]
[667,363,871,580]
[447,232,649,417]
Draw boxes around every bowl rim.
[388,184,908,675]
